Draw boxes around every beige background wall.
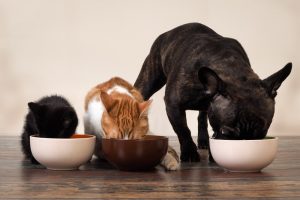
[0,0,299,136]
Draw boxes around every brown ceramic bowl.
[101,135,168,171]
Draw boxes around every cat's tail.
[160,146,180,171]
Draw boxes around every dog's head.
[198,63,292,139]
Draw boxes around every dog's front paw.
[180,142,200,162]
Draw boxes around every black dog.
[134,23,292,162]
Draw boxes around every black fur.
[21,95,78,164]
[134,23,292,162]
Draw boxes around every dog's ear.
[262,63,292,98]
[198,67,225,96]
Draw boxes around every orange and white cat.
[84,77,179,170]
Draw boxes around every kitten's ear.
[28,102,43,115]
[100,92,117,112]
[138,99,152,117]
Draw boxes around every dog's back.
[135,23,252,102]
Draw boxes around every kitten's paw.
[180,142,200,162]
[161,153,179,171]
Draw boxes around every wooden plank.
[0,136,299,199]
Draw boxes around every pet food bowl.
[209,137,278,172]
[101,135,168,171]
[30,134,95,170]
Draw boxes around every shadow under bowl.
[101,135,168,171]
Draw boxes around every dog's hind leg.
[197,111,215,161]
[134,37,166,100]
[198,111,209,149]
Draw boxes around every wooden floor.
[0,136,299,199]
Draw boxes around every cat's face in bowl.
[100,92,151,139]
[28,102,78,138]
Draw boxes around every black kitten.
[21,95,78,164]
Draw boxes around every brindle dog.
[134,23,292,162]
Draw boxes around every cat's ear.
[28,102,44,115]
[198,67,226,96]
[100,92,117,112]
[262,63,292,98]
[138,99,152,117]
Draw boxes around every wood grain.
[0,136,299,199]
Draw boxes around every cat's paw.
[161,153,179,171]
[166,161,179,171]
[180,142,200,162]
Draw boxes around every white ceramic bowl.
[209,137,278,172]
[30,134,96,170]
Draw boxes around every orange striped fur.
[85,77,151,139]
